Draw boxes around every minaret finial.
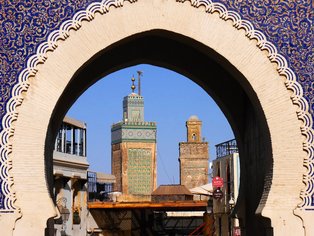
[131,75,136,93]
[137,71,143,96]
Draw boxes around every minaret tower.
[179,115,209,189]
[111,74,157,201]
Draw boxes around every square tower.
[111,88,157,201]
[179,115,209,189]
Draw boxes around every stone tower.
[111,76,157,201]
[179,115,209,189]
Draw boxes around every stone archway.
[0,1,312,235]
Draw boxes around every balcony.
[215,139,238,158]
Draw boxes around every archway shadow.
[46,30,273,235]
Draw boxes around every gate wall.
[0,1,313,235]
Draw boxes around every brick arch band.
[0,0,313,235]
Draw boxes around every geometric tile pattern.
[127,149,152,194]
[112,125,157,144]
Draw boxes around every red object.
[212,176,224,188]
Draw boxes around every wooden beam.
[88,200,208,211]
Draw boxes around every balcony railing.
[87,171,113,202]
[215,139,238,158]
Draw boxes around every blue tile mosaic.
[0,1,312,126]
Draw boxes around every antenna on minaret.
[137,71,143,96]
[131,76,136,93]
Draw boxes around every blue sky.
[67,64,234,185]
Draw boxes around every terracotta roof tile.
[152,185,192,196]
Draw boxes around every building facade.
[111,79,157,201]
[212,139,240,236]
[179,115,209,189]
[53,116,89,236]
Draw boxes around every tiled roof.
[152,185,192,196]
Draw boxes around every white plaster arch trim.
[0,0,313,233]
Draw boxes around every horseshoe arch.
[0,1,312,235]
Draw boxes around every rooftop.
[96,172,116,184]
[63,116,86,129]
[152,185,193,196]
[188,115,200,121]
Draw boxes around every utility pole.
[137,70,143,96]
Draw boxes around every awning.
[189,183,213,196]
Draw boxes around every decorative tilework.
[0,0,312,214]
[218,0,314,130]
[111,122,157,144]
[127,149,152,194]
[177,0,314,210]
[0,0,138,213]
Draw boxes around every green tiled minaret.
[111,74,157,200]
